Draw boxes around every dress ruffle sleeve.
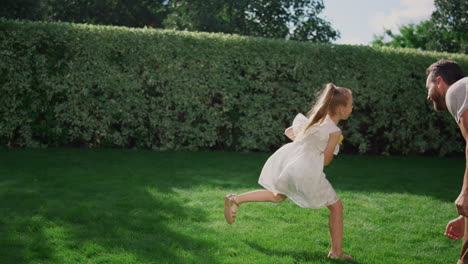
[292,113,309,136]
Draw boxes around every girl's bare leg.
[235,190,287,205]
[224,190,286,224]
[327,200,352,259]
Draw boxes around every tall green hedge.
[1,18,468,155]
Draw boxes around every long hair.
[302,83,351,134]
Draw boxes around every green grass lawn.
[0,149,465,264]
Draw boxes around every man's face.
[426,73,447,111]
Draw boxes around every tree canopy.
[372,0,467,54]
[0,0,339,43]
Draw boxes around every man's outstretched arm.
[455,110,468,216]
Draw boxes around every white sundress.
[258,114,341,209]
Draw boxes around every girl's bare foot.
[224,194,238,224]
[328,251,352,260]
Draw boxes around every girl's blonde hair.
[302,83,352,133]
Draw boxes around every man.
[426,59,467,263]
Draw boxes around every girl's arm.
[284,126,295,141]
[323,131,342,166]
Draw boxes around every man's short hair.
[426,59,464,85]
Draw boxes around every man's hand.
[456,191,468,217]
[445,216,465,240]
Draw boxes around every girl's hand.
[445,216,465,240]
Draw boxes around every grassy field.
[0,149,465,264]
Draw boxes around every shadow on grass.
[0,149,221,264]
[245,241,363,264]
[0,149,464,263]
[0,194,56,264]
[326,154,464,202]
[140,149,465,203]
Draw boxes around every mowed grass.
[0,149,464,264]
